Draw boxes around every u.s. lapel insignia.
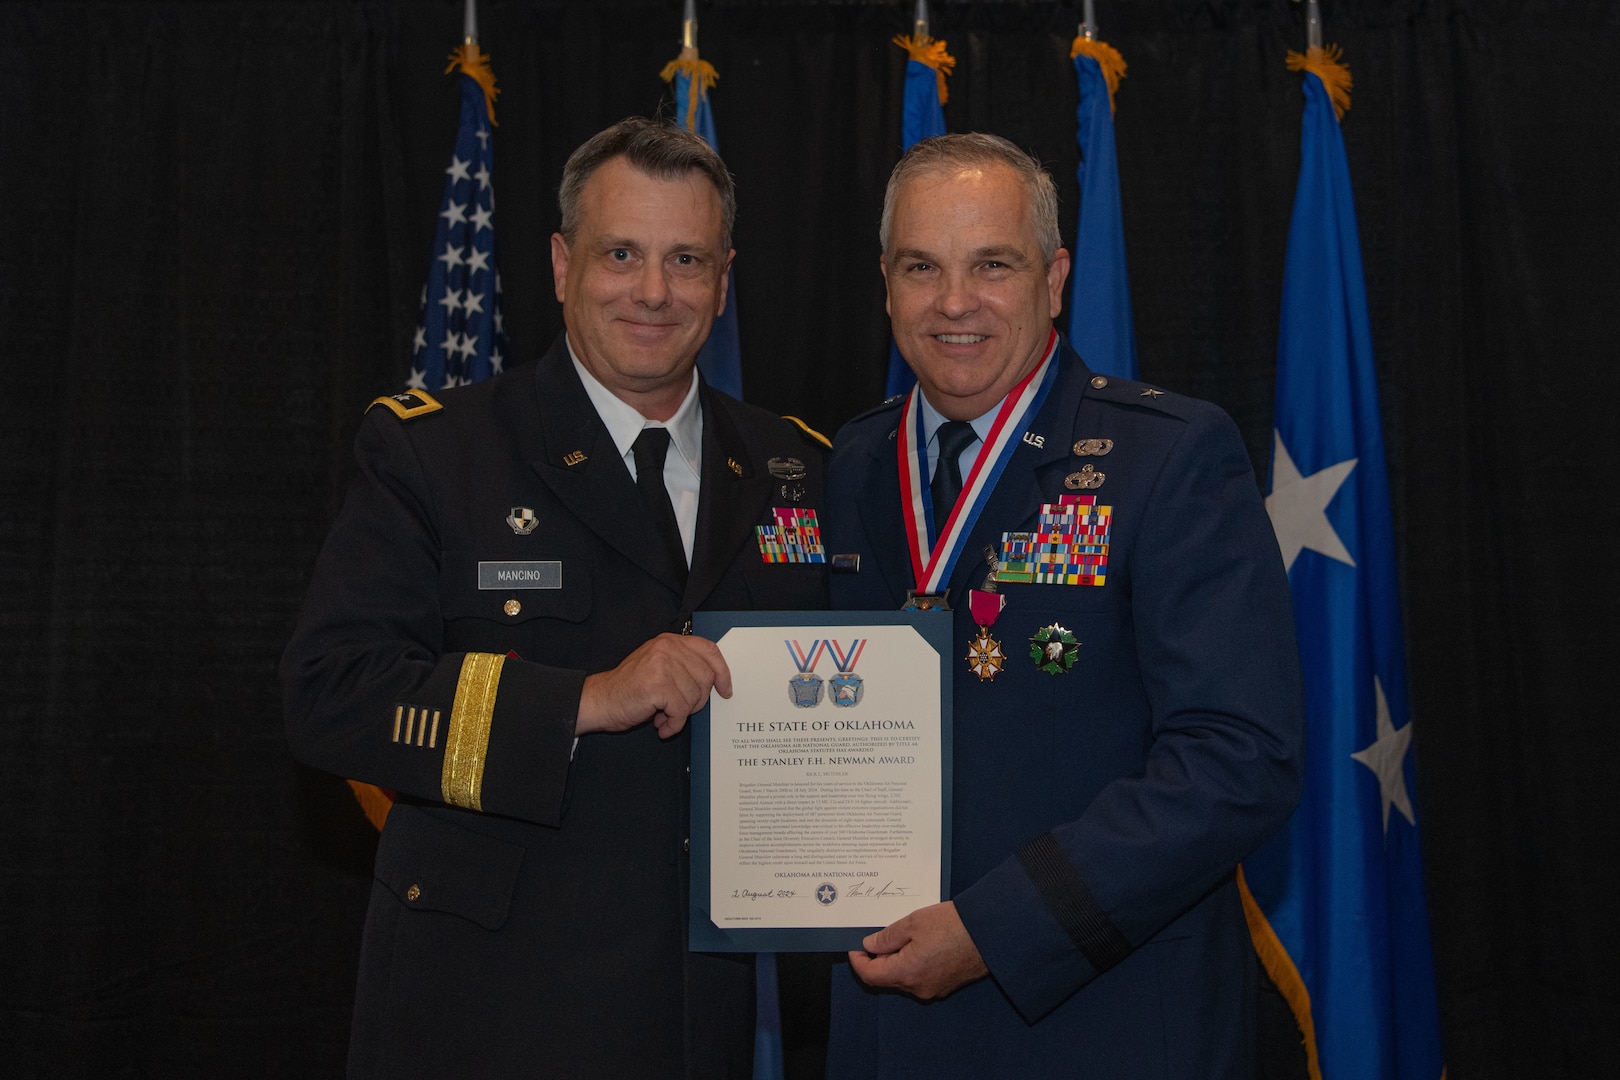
[562,450,587,467]
[506,507,538,535]
[727,457,745,476]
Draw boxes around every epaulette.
[367,388,444,420]
[1081,372,1191,418]
[843,393,908,427]
[783,415,832,450]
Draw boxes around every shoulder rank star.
[1029,623,1080,675]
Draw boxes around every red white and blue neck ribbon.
[785,639,826,673]
[825,638,866,673]
[899,329,1060,597]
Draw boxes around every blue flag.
[884,36,952,399]
[410,46,508,392]
[667,52,767,1075]
[670,63,743,400]
[1241,54,1446,1080]
[1066,43,1137,380]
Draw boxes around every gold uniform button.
[1090,375,1108,389]
[504,599,521,617]
[406,884,421,902]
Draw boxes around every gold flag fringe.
[347,779,394,832]
[660,47,720,132]
[893,34,956,106]
[1286,44,1352,120]
[446,41,500,126]
[1069,37,1127,114]
[1237,865,1324,1080]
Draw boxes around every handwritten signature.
[845,879,914,898]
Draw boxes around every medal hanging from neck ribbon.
[897,329,1060,609]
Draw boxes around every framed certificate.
[688,609,953,952]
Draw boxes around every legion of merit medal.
[785,639,826,707]
[965,587,1008,682]
[1029,623,1080,675]
[826,639,866,707]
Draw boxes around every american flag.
[410,44,507,391]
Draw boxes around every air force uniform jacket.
[823,339,1305,1079]
[282,336,828,1078]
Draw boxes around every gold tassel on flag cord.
[1237,866,1324,1080]
[1069,36,1127,114]
[892,33,955,105]
[660,47,720,132]
[447,40,501,125]
[1286,44,1353,120]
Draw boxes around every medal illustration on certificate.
[826,638,867,707]
[785,639,826,707]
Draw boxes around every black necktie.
[930,420,979,538]
[631,427,688,584]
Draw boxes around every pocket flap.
[374,804,525,930]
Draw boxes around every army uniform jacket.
[822,340,1304,1079]
[282,336,828,1078]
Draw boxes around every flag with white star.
[1240,48,1445,1080]
[411,43,507,392]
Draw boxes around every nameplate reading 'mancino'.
[478,561,562,590]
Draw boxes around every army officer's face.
[550,156,732,419]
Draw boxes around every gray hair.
[558,117,737,249]
[880,133,1061,266]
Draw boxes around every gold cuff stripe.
[441,653,504,811]
[392,705,404,742]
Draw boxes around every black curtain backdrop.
[3,1,1617,1076]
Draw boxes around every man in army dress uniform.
[822,134,1305,1077]
[283,118,828,1078]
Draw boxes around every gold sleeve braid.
[441,652,505,810]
